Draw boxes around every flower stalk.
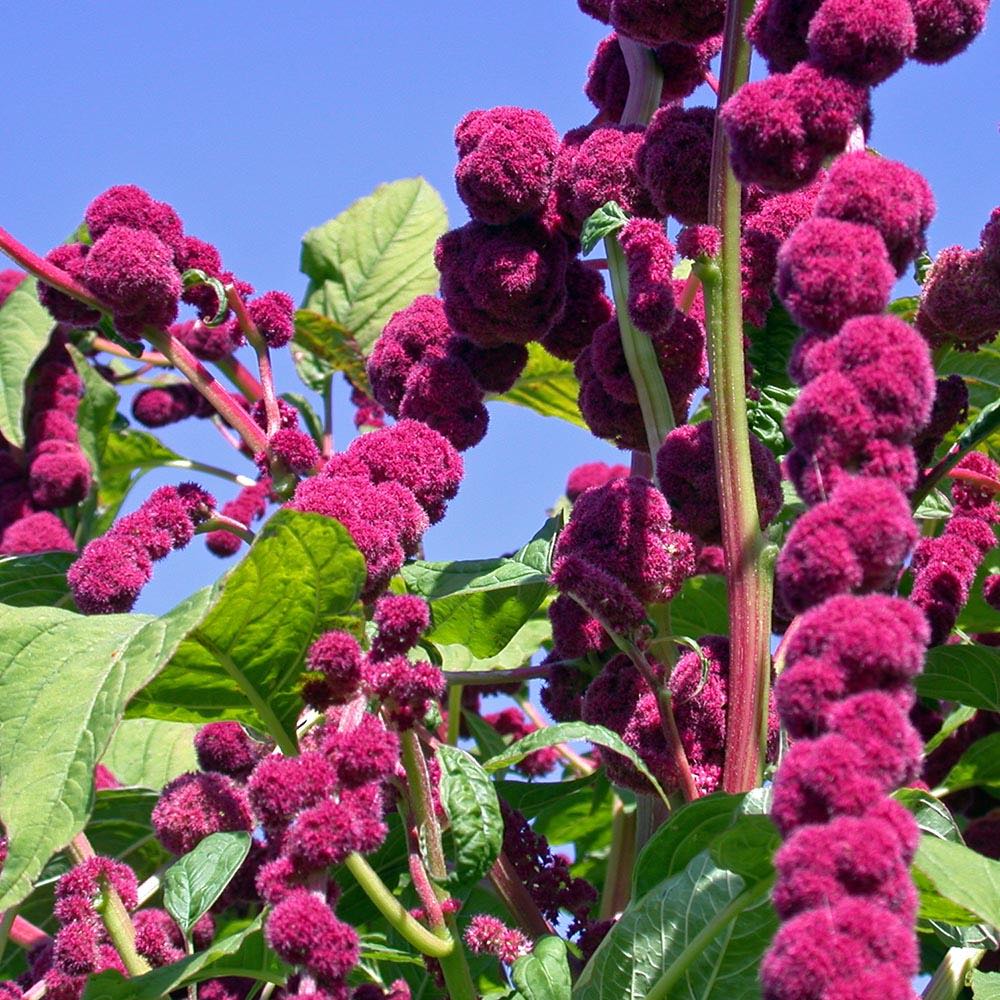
[703,0,776,794]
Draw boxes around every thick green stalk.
[702,0,776,794]
[599,799,636,919]
[399,731,477,1000]
[605,230,675,468]
[920,946,986,1000]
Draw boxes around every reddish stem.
[489,852,556,940]
[0,227,104,310]
[216,354,264,401]
[226,287,281,437]
[90,336,170,367]
[7,915,50,950]
[408,851,445,929]
[678,272,702,316]
[583,258,609,270]
[946,468,1000,494]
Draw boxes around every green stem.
[920,946,986,1000]
[702,0,775,794]
[161,459,257,488]
[634,795,671,854]
[617,38,664,127]
[66,834,151,977]
[194,515,256,545]
[645,877,773,1000]
[599,798,636,919]
[0,909,15,964]
[342,853,453,958]
[447,684,463,746]
[399,730,477,1000]
[606,234,675,466]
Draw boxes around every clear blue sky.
[2,2,997,614]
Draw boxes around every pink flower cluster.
[564,460,629,501]
[548,476,695,658]
[205,477,273,557]
[463,914,531,964]
[132,382,215,428]
[916,204,1000,349]
[763,596,927,999]
[725,0,985,193]
[37,185,293,349]
[67,482,215,613]
[0,328,90,556]
[483,707,560,777]
[909,453,1000,644]
[367,294,527,451]
[579,0,725,46]
[575,221,707,444]
[584,33,721,122]
[582,637,778,795]
[288,420,461,600]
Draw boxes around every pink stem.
[226,287,281,437]
[6,915,50,950]
[215,354,264,401]
[0,227,104,310]
[678,272,702,316]
[703,70,720,94]
[409,852,445,929]
[583,258,609,270]
[946,468,1000,494]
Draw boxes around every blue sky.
[2,1,997,614]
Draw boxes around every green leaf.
[669,574,729,639]
[495,342,585,429]
[0,278,54,448]
[483,722,670,808]
[402,517,558,659]
[580,201,629,255]
[914,836,1000,928]
[431,614,552,674]
[281,390,325,447]
[129,511,366,750]
[87,789,168,875]
[937,732,1000,795]
[918,643,1000,712]
[99,719,199,789]
[463,708,511,761]
[746,384,796,457]
[894,787,963,842]
[633,793,747,898]
[0,552,75,607]
[0,587,213,910]
[709,814,780,882]
[300,177,447,356]
[512,936,572,1000]
[971,970,1000,999]
[66,344,119,475]
[914,488,953,522]
[532,772,614,846]
[82,916,288,999]
[292,310,370,393]
[495,773,602,820]
[746,300,800,392]
[573,851,776,1000]
[163,831,252,935]
[437,744,504,888]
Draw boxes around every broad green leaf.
[163,831,252,935]
[402,517,558,659]
[709,814,780,882]
[668,574,729,640]
[746,300,800,392]
[924,704,978,754]
[532,771,615,845]
[894,787,963,842]
[573,851,776,1000]
[937,733,1000,795]
[66,344,118,475]
[0,278,54,448]
[914,836,1000,928]
[580,201,629,255]
[463,708,510,761]
[0,587,212,910]
[496,774,602,820]
[292,309,370,393]
[512,935,572,1000]
[99,719,199,789]
[483,722,670,808]
[919,643,1000,712]
[633,790,766,898]
[281,390,325,447]
[130,511,365,750]
[437,744,504,888]
[431,614,552,674]
[300,177,447,355]
[87,789,168,876]
[82,916,288,999]
[971,970,1000,999]
[0,552,75,608]
[495,342,585,429]
[914,488,953,522]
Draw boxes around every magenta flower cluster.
[547,475,695,659]
[0,323,90,557]
[68,482,215,613]
[289,419,461,600]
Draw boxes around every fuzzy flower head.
[565,461,630,501]
[722,64,868,192]
[539,258,613,362]
[305,631,364,705]
[321,714,400,788]
[454,107,560,225]
[656,421,782,543]
[132,383,213,428]
[553,125,658,235]
[576,349,648,451]
[67,534,152,614]
[396,355,489,452]
[815,152,934,275]
[54,856,139,914]
[463,914,531,964]
[342,420,463,524]
[618,217,677,333]
[265,890,359,985]
[269,428,320,475]
[910,0,989,62]
[776,477,918,615]
[194,722,264,780]
[247,291,295,349]
[84,185,184,258]
[370,595,430,659]
[447,336,528,395]
[247,752,336,837]
[0,511,76,556]
[637,105,715,225]
[82,226,181,337]
[746,0,823,71]
[364,655,444,729]
[807,0,916,85]
[435,220,569,347]
[26,441,91,510]
[37,244,103,328]
[151,772,253,855]
[777,217,895,335]
[284,787,387,871]
[555,475,696,603]
[916,246,1000,349]
[609,0,725,45]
